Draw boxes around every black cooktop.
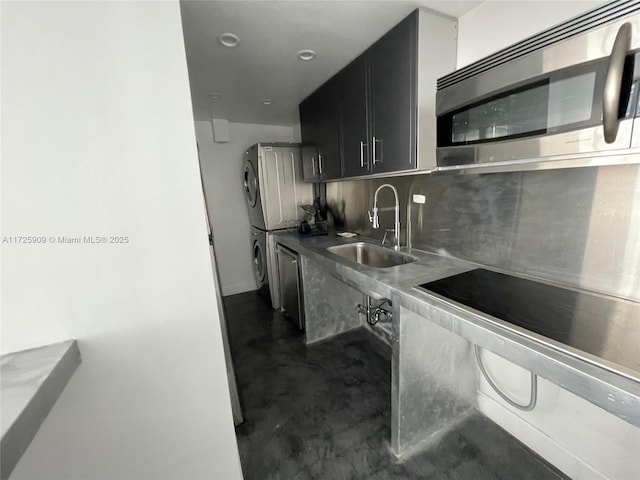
[418,269,639,378]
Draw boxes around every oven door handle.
[603,22,632,144]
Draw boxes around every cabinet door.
[341,55,370,178]
[299,77,342,181]
[299,96,322,181]
[301,145,320,182]
[315,76,342,180]
[370,11,417,174]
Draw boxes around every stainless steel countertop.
[273,230,640,427]
[418,269,640,382]
[273,230,475,300]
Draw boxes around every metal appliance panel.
[418,269,640,381]
[277,244,303,330]
[244,143,313,231]
[258,144,313,231]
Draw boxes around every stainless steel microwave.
[436,1,640,172]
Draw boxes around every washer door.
[243,159,258,208]
[253,238,266,285]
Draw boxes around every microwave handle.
[603,22,632,144]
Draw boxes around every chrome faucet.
[368,184,400,251]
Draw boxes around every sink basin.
[326,242,417,268]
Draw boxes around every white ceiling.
[180,0,482,126]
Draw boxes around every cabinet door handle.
[311,156,316,177]
[318,155,323,175]
[372,137,382,165]
[360,141,368,168]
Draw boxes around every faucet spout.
[369,184,401,251]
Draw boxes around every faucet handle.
[382,228,395,246]
[368,208,379,228]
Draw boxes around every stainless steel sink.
[326,242,417,268]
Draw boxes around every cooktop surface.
[417,269,639,379]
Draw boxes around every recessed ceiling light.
[263,99,273,105]
[217,33,240,48]
[297,49,316,61]
[207,93,222,100]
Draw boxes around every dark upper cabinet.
[369,12,417,174]
[299,95,321,182]
[340,54,370,178]
[299,9,455,181]
[299,75,342,181]
[340,10,418,177]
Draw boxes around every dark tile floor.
[225,291,568,480]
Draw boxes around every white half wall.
[1,1,242,479]
[196,121,297,296]
[457,0,608,68]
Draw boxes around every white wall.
[457,3,640,479]
[1,2,242,479]
[196,121,297,296]
[457,0,608,67]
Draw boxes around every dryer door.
[243,159,258,207]
[244,156,266,230]
[252,237,266,286]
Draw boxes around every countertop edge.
[1,340,82,480]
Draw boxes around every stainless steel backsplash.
[325,164,640,301]
[325,175,416,245]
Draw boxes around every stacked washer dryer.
[243,143,312,309]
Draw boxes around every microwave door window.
[506,84,548,137]
[445,59,613,147]
[547,72,597,129]
[451,83,548,144]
